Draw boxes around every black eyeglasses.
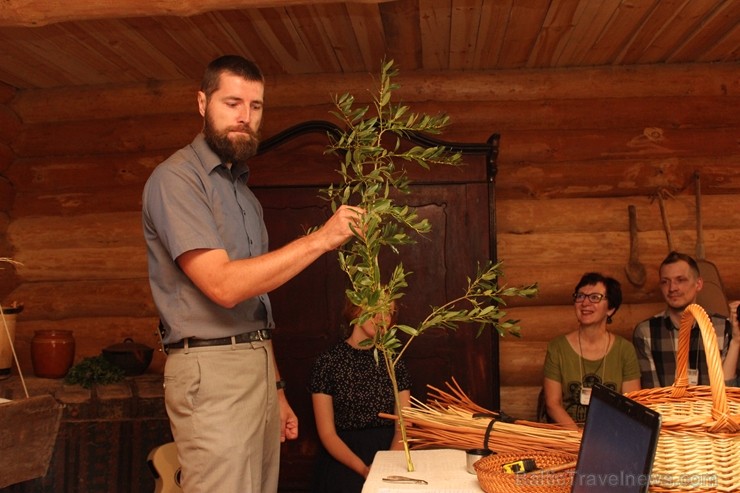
[573,293,605,303]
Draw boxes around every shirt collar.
[661,308,700,333]
[661,309,679,331]
[191,133,250,182]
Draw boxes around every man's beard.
[203,113,261,166]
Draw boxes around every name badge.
[580,387,592,406]
[688,368,699,386]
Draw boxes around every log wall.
[1,62,739,425]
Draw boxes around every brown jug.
[31,329,75,378]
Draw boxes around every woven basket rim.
[474,451,575,493]
[627,304,740,434]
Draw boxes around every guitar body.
[147,442,183,493]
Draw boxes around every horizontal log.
[497,154,740,199]
[7,152,167,193]
[424,96,740,131]
[12,184,147,217]
[499,340,546,386]
[498,193,740,234]
[11,90,740,134]
[499,229,740,269]
[12,114,201,157]
[494,127,740,164]
[8,213,144,250]
[12,246,147,282]
[12,112,739,163]
[7,279,156,321]
[499,385,542,421]
[11,64,740,122]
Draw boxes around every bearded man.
[632,251,740,389]
[142,55,362,493]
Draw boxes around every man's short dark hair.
[574,272,622,312]
[201,55,264,98]
[660,251,700,277]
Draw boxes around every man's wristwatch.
[276,379,287,390]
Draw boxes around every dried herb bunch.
[64,356,125,389]
[322,60,538,471]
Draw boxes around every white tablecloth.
[362,449,485,493]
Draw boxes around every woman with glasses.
[542,272,641,426]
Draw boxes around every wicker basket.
[625,304,740,493]
[473,451,576,493]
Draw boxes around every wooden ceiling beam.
[0,0,394,27]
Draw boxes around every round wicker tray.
[473,451,576,493]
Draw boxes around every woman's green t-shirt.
[543,334,640,423]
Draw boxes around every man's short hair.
[660,251,700,277]
[201,55,264,98]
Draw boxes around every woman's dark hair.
[341,297,399,337]
[574,272,622,312]
[200,55,264,98]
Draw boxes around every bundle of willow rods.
[383,379,582,455]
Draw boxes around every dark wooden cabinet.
[0,376,171,493]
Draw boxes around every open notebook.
[571,383,661,493]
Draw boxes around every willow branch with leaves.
[321,60,537,471]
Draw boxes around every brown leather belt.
[165,329,271,350]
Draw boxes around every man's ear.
[197,91,207,117]
[696,276,704,292]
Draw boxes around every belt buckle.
[255,330,265,341]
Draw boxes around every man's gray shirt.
[142,133,274,344]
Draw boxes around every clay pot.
[102,338,153,376]
[31,329,75,379]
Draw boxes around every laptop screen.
[571,383,661,493]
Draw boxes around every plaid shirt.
[633,309,731,388]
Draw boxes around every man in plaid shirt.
[633,251,740,388]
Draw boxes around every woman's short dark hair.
[574,272,622,312]
[200,55,264,98]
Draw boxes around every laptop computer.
[571,383,661,493]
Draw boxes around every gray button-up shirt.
[142,133,274,344]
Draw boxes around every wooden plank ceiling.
[0,0,738,90]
